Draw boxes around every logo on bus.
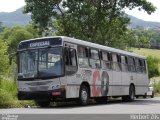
[92,70,109,97]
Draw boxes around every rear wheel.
[79,85,89,105]
[122,85,135,102]
[143,93,147,98]
[151,92,154,98]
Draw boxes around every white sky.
[0,0,159,22]
[125,0,160,22]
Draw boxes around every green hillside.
[131,48,160,59]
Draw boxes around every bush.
[147,56,160,78]
[0,79,35,108]
[153,82,160,93]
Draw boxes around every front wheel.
[79,85,89,105]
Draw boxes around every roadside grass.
[130,48,160,59]
[0,79,35,108]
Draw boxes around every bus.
[17,36,149,107]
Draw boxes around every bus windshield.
[18,47,63,79]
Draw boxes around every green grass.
[130,48,160,59]
[0,79,35,108]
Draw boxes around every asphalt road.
[0,97,160,114]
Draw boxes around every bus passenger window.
[128,57,136,72]
[101,51,112,70]
[77,46,89,68]
[112,53,121,71]
[121,56,128,72]
[89,49,100,69]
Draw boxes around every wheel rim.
[81,89,88,102]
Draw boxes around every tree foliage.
[0,40,8,78]
[0,25,39,56]
[24,0,156,48]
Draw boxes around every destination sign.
[29,41,50,48]
[18,37,62,50]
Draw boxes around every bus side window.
[121,55,128,72]
[77,46,89,68]
[65,47,78,75]
[143,60,147,73]
[112,53,121,71]
[128,57,136,72]
[135,58,142,73]
[101,51,112,70]
[89,48,100,69]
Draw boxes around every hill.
[0,7,31,26]
[0,7,160,28]
[128,15,160,28]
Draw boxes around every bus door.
[64,43,79,98]
[112,53,122,96]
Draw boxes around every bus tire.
[79,85,89,105]
[143,93,147,98]
[128,85,135,102]
[122,85,135,102]
[151,92,154,98]
[36,100,50,107]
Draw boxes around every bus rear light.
[52,91,61,96]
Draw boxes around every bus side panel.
[107,71,113,96]
[112,71,122,96]
[121,72,130,95]
[135,73,149,95]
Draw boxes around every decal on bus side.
[92,70,109,97]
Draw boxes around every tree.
[0,21,3,32]
[24,0,156,49]
[132,28,154,49]
[0,39,8,79]
[0,26,39,56]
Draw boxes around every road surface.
[0,97,160,114]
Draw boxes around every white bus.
[17,36,149,107]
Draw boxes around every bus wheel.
[79,85,89,105]
[122,85,135,102]
[151,92,154,98]
[128,85,135,102]
[36,100,50,107]
[143,93,147,98]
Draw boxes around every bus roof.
[19,36,146,59]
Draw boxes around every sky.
[0,0,160,22]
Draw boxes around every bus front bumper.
[18,89,66,100]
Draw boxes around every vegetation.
[0,0,159,108]
[24,0,156,49]
[0,25,38,108]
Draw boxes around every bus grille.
[29,86,49,91]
